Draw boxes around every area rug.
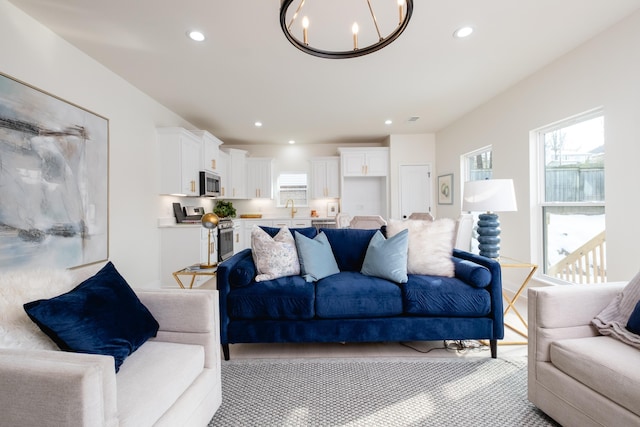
[208,357,559,426]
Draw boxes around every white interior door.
[399,165,431,219]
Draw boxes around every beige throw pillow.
[386,218,455,277]
[251,225,300,282]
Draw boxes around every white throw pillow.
[0,269,74,350]
[251,226,301,282]
[386,218,455,277]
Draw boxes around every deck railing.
[547,231,606,284]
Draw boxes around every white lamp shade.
[462,179,517,213]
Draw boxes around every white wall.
[388,134,436,219]
[1,1,193,287]
[436,10,640,282]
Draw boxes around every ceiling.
[9,0,640,145]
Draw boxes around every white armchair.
[0,266,221,427]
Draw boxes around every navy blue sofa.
[216,227,504,360]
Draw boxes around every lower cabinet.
[241,219,312,250]
[159,227,215,288]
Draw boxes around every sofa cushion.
[321,228,378,272]
[227,275,315,320]
[117,341,204,426]
[23,262,159,372]
[386,218,455,277]
[260,226,317,240]
[402,275,491,316]
[361,229,409,283]
[550,336,640,418]
[315,271,402,318]
[295,231,340,282]
[251,226,300,282]
[452,257,492,288]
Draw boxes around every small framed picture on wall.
[327,201,339,217]
[438,174,453,205]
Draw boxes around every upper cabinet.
[246,158,273,199]
[217,149,229,197]
[221,148,247,199]
[310,157,340,198]
[191,130,222,173]
[339,147,389,177]
[157,127,201,196]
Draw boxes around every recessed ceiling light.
[254,121,263,127]
[187,30,205,42]
[288,140,295,145]
[453,26,474,39]
[385,119,393,125]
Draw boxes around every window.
[461,146,493,253]
[537,111,605,284]
[464,146,493,182]
[277,173,308,207]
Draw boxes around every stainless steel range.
[217,219,234,262]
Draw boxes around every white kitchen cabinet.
[191,130,222,173]
[310,157,340,198]
[271,219,312,228]
[160,226,213,288]
[157,127,201,196]
[240,218,312,249]
[221,148,247,199]
[339,147,389,177]
[217,150,229,197]
[232,220,244,253]
[246,158,273,199]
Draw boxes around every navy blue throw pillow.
[626,300,640,335]
[24,262,159,372]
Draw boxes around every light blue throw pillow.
[294,231,340,282]
[361,229,409,283]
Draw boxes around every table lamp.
[200,212,220,268]
[462,179,517,259]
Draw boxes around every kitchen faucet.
[285,199,297,218]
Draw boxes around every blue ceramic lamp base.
[477,213,501,259]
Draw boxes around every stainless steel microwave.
[199,171,221,197]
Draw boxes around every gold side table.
[173,265,217,289]
[498,256,538,345]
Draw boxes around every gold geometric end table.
[172,264,217,289]
[498,256,538,345]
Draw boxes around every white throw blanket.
[592,270,640,349]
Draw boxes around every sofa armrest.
[528,283,624,363]
[136,289,219,368]
[452,249,503,340]
[0,348,117,427]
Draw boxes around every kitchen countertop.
[158,216,336,228]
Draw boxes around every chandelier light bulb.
[352,22,359,50]
[398,0,404,24]
[302,16,309,45]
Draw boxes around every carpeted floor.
[208,357,559,426]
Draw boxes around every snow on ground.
[546,213,605,267]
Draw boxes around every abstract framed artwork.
[0,72,109,270]
[438,173,453,205]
